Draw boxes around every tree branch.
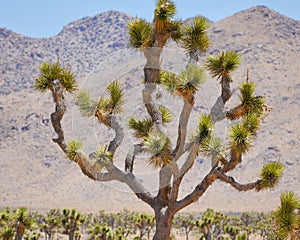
[214,169,261,191]
[210,77,232,123]
[170,143,199,202]
[106,115,124,154]
[75,151,156,207]
[173,97,194,160]
[174,168,218,212]
[50,80,67,152]
[125,143,143,172]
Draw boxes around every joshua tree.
[35,1,284,239]
[61,209,86,240]
[12,208,37,240]
[274,192,300,239]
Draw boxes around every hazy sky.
[1,0,299,38]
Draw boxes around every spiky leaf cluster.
[129,117,153,139]
[154,0,176,21]
[228,123,252,154]
[192,115,213,145]
[106,81,124,114]
[91,81,124,125]
[94,146,113,166]
[275,192,300,239]
[67,139,83,161]
[143,132,172,167]
[259,162,284,190]
[159,65,206,98]
[158,105,173,123]
[129,106,172,139]
[128,19,152,49]
[200,136,226,164]
[242,113,260,137]
[35,61,77,93]
[178,64,207,96]
[239,82,265,116]
[75,90,97,117]
[206,51,240,81]
[181,16,210,60]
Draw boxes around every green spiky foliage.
[200,136,226,166]
[154,0,177,34]
[1,227,14,240]
[239,82,265,116]
[274,192,300,239]
[241,113,260,137]
[94,145,113,166]
[83,81,124,126]
[143,132,172,167]
[158,70,179,94]
[259,162,284,190]
[12,208,37,240]
[75,90,97,117]
[128,19,153,49]
[154,0,176,21]
[35,61,77,93]
[177,64,207,97]
[181,16,210,60]
[129,117,153,139]
[66,139,83,161]
[158,105,172,123]
[192,115,213,145]
[205,51,241,83]
[128,0,182,50]
[106,81,124,114]
[228,123,252,154]
[129,106,172,139]
[158,65,206,98]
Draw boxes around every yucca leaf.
[181,16,210,59]
[242,113,260,137]
[169,19,182,43]
[177,64,207,95]
[239,82,265,116]
[192,115,213,145]
[75,90,96,117]
[106,81,124,114]
[128,18,152,49]
[35,61,77,93]
[158,105,172,123]
[94,145,113,164]
[205,51,240,80]
[35,62,62,92]
[67,139,83,161]
[97,97,111,113]
[200,136,226,162]
[129,117,153,138]
[228,123,252,154]
[61,67,77,93]
[143,131,171,167]
[158,70,179,94]
[154,0,176,21]
[275,192,300,239]
[259,161,284,190]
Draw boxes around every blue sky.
[0,0,299,38]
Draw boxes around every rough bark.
[153,207,174,240]
[14,222,25,240]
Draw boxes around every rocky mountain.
[0,6,299,214]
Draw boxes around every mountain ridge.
[0,5,299,213]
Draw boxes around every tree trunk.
[14,222,25,240]
[153,208,174,240]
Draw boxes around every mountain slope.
[0,6,299,213]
